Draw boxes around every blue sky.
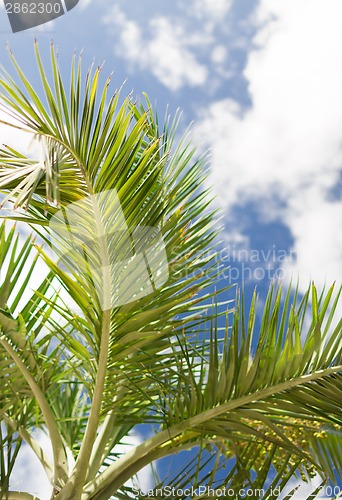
[0,0,341,497]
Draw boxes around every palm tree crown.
[0,42,341,500]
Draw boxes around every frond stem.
[56,309,111,499]
[4,414,54,483]
[0,337,69,488]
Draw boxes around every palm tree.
[0,42,341,500]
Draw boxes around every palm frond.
[83,283,341,498]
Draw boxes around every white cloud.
[211,45,228,64]
[148,17,208,91]
[101,0,237,91]
[9,430,152,498]
[194,0,342,292]
[110,432,153,492]
[103,7,208,91]
[284,187,342,289]
[10,430,53,499]
[194,0,233,21]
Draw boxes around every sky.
[0,0,341,498]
